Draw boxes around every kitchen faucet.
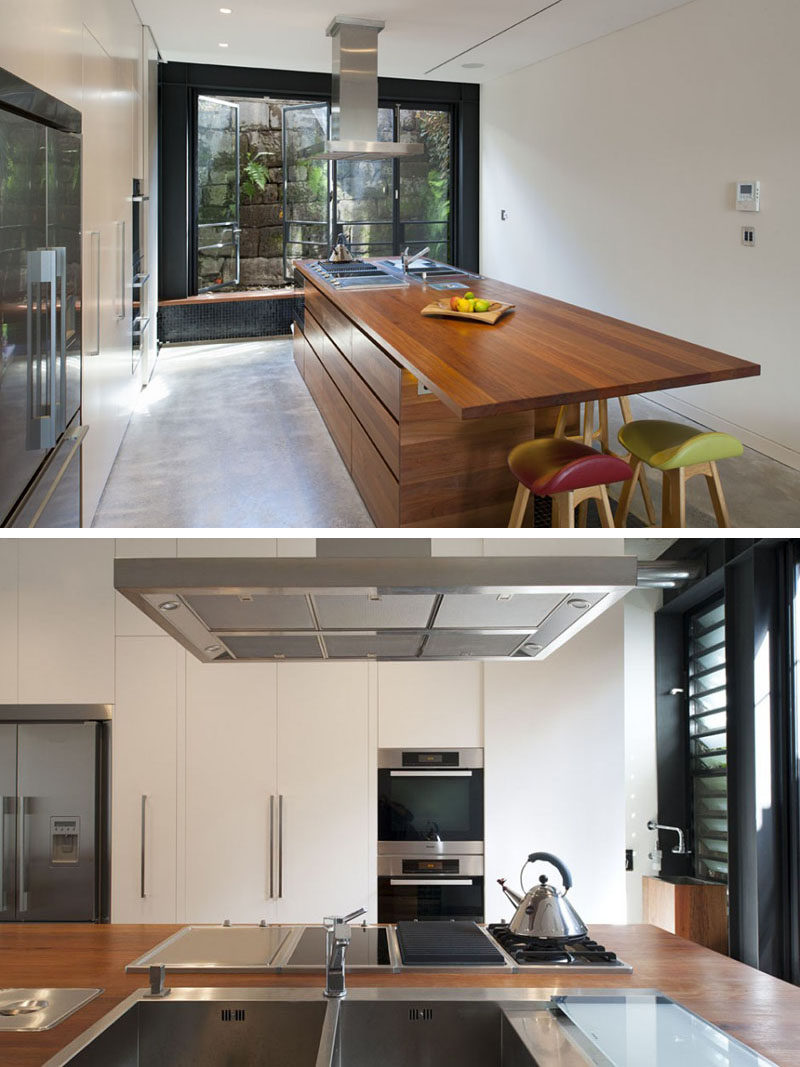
[401,245,430,273]
[323,907,367,998]
[647,819,690,855]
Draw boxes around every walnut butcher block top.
[296,264,760,420]
[2,924,800,1065]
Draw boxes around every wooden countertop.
[297,263,760,420]
[2,924,799,1065]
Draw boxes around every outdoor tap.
[647,819,690,855]
[323,907,367,999]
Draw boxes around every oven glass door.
[378,769,483,842]
[378,876,484,923]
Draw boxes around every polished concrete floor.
[93,338,800,529]
[93,340,373,528]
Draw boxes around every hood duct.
[303,18,424,162]
[114,555,645,664]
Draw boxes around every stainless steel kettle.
[498,851,588,941]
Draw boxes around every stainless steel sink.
[0,989,101,1032]
[42,987,779,1066]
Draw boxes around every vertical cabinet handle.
[277,794,284,899]
[86,231,100,356]
[268,795,275,899]
[116,220,126,320]
[0,796,9,912]
[140,794,148,899]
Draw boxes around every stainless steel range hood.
[303,18,424,162]
[114,555,642,663]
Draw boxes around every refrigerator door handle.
[55,245,67,436]
[140,794,148,899]
[277,794,284,899]
[17,796,30,914]
[26,249,58,450]
[0,796,9,912]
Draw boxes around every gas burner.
[486,924,631,971]
[311,259,407,289]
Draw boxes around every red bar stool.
[508,437,634,528]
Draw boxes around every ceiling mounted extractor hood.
[113,554,647,664]
[302,18,424,162]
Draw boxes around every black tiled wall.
[158,294,304,343]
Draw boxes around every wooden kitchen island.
[293,263,760,527]
[3,923,799,1066]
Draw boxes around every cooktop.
[486,924,633,973]
[284,924,392,968]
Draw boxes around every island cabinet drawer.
[350,371,400,477]
[304,342,352,470]
[350,327,402,419]
[305,285,353,357]
[351,415,400,527]
[313,322,356,407]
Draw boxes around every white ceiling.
[137,0,695,84]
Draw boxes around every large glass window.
[194,96,454,292]
[688,595,729,883]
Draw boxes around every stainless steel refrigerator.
[0,719,108,921]
[0,66,85,527]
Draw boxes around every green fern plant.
[241,149,269,202]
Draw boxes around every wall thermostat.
[736,180,760,212]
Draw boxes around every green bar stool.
[615,420,743,528]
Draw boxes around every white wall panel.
[377,662,483,749]
[484,603,627,925]
[0,542,19,703]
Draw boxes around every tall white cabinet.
[274,664,371,923]
[184,660,278,923]
[112,636,180,923]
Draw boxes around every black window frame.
[159,62,479,300]
[655,537,800,983]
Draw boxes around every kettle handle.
[526,852,573,892]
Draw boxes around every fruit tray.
[421,298,515,324]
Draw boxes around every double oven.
[377,748,484,923]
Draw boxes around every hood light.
[159,600,180,611]
[204,645,222,654]
[567,598,591,610]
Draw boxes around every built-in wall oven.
[377,748,484,922]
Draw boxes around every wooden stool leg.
[614,461,642,528]
[508,483,530,528]
[617,395,657,525]
[598,399,610,452]
[582,401,595,447]
[551,492,575,528]
[663,469,686,527]
[554,406,568,438]
[596,485,614,528]
[705,462,732,527]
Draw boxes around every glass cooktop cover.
[287,925,391,967]
[555,995,776,1067]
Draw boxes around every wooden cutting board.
[421,299,515,325]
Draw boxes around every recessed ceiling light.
[158,600,180,611]
[219,6,232,12]
[462,62,484,69]
[567,598,591,610]
[218,42,229,48]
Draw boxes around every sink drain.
[0,999,50,1016]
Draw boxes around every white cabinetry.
[112,636,180,922]
[80,26,140,525]
[17,539,115,704]
[377,662,483,749]
[274,664,371,923]
[184,660,277,923]
[0,541,18,702]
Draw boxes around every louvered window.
[688,595,729,883]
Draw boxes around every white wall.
[623,588,661,921]
[480,0,800,467]
[484,603,627,925]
